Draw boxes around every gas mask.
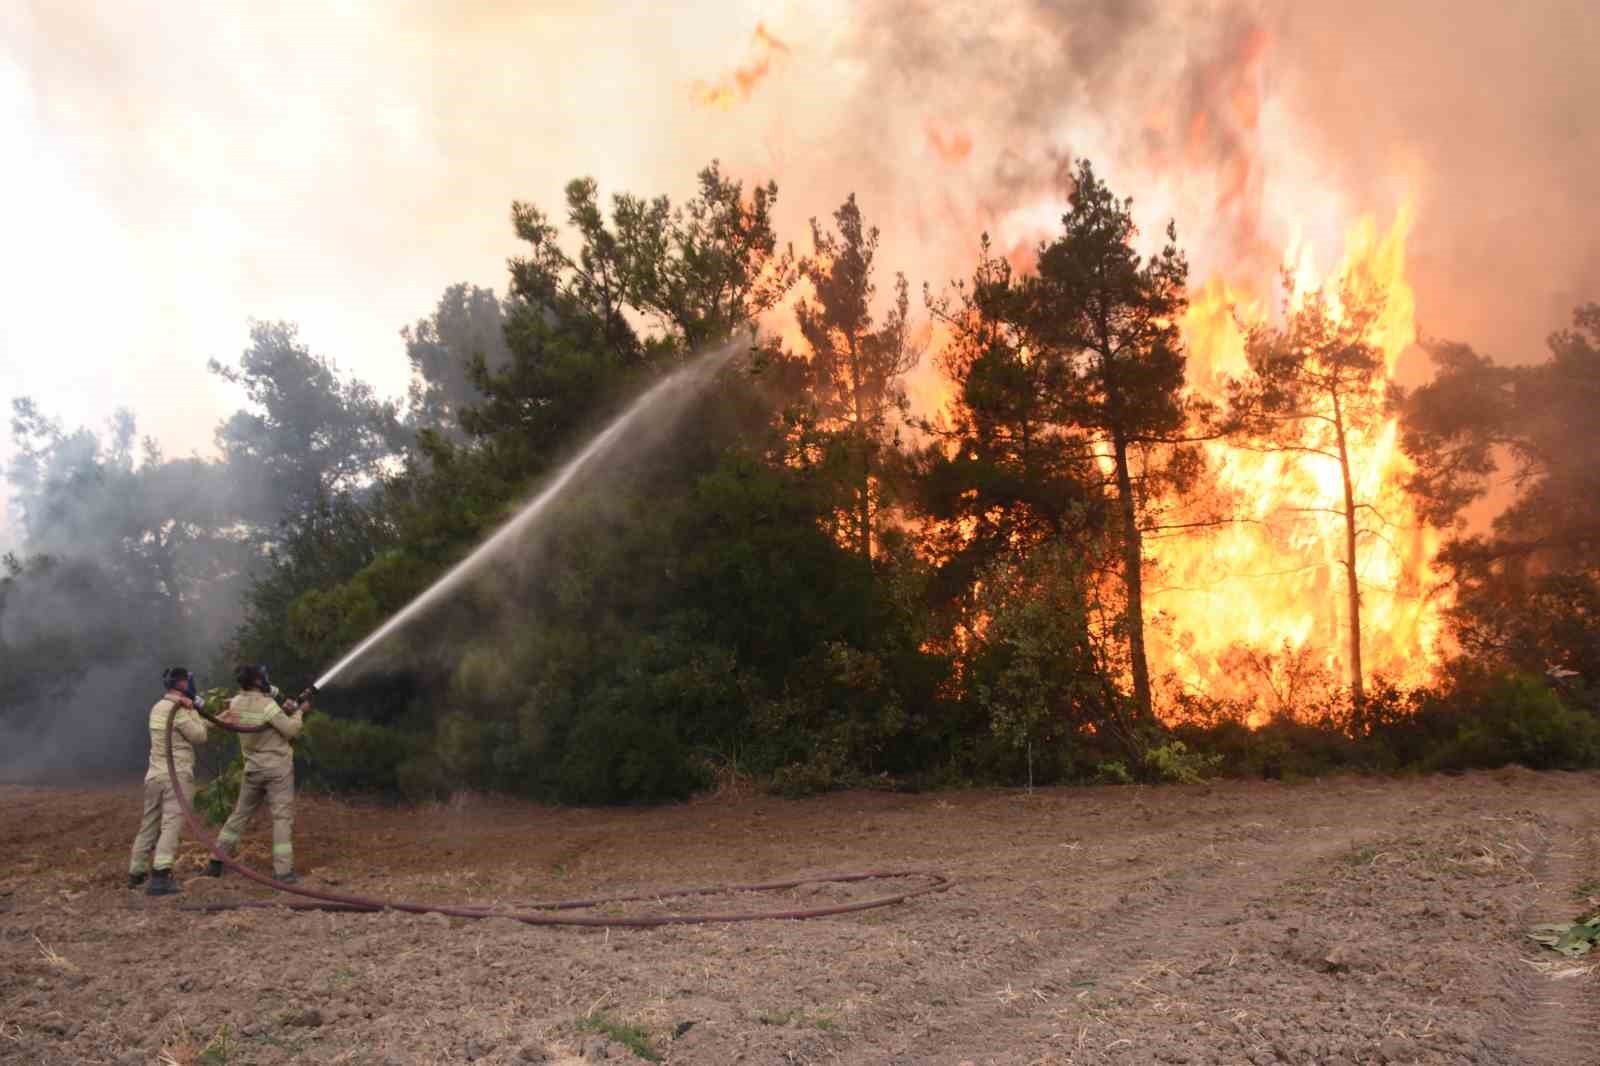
[162,668,198,702]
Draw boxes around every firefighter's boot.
[146,868,180,896]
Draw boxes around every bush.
[395,754,452,802]
[1094,760,1133,785]
[192,745,243,826]
[1141,740,1221,784]
[769,753,847,798]
[296,715,423,796]
[1424,673,1600,771]
[557,707,704,804]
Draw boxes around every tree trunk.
[850,342,872,563]
[1112,434,1153,719]
[1332,397,1365,705]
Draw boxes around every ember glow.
[691,21,790,111]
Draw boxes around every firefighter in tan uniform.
[207,664,306,882]
[128,667,209,896]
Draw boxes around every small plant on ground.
[1343,845,1379,867]
[1094,760,1133,785]
[198,1025,235,1065]
[33,935,74,971]
[193,745,244,827]
[1142,740,1221,784]
[577,1011,659,1062]
[757,1007,839,1032]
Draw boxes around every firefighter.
[207,664,306,882]
[128,667,209,896]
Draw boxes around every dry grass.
[33,934,75,972]
[1521,957,1599,981]
[156,1017,201,1066]
[693,752,759,803]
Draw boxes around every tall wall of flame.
[1148,211,1448,716]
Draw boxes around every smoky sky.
[3,0,1596,514]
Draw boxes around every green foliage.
[1400,304,1600,685]
[577,1012,660,1062]
[1169,669,1600,780]
[194,750,243,827]
[757,1007,839,1031]
[208,321,406,531]
[973,544,1124,758]
[188,686,244,824]
[1094,760,1133,785]
[197,1024,237,1065]
[296,715,423,796]
[558,706,703,804]
[795,193,918,560]
[1423,674,1600,772]
[1141,740,1221,784]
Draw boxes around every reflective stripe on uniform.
[146,699,203,782]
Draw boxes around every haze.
[4,0,1596,548]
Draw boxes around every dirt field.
[2,770,1597,1066]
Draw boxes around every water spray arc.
[316,342,736,690]
[179,344,949,925]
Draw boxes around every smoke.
[1266,2,1600,367]
[0,407,248,780]
[753,0,1598,365]
[6,2,1593,458]
[0,659,154,782]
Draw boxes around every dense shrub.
[296,715,425,796]
[1419,673,1600,771]
[557,706,704,804]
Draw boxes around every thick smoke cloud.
[787,0,1598,366]
[1268,1,1600,364]
[5,2,1592,452]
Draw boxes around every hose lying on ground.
[164,703,949,927]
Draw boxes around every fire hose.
[163,701,949,927]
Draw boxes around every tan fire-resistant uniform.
[215,690,303,876]
[128,694,209,875]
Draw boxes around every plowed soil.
[3,769,1597,1065]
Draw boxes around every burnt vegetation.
[3,160,1597,798]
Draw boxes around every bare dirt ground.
[3,769,1598,1065]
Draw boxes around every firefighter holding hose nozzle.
[206,664,308,883]
[128,667,209,896]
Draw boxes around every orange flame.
[692,22,791,111]
[1147,207,1448,722]
[926,126,973,164]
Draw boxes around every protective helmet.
[162,667,197,700]
[233,664,271,692]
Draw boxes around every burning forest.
[3,2,1598,795]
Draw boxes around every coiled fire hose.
[163,702,949,926]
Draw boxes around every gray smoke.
[794,1,1598,366]
[1267,1,1600,365]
